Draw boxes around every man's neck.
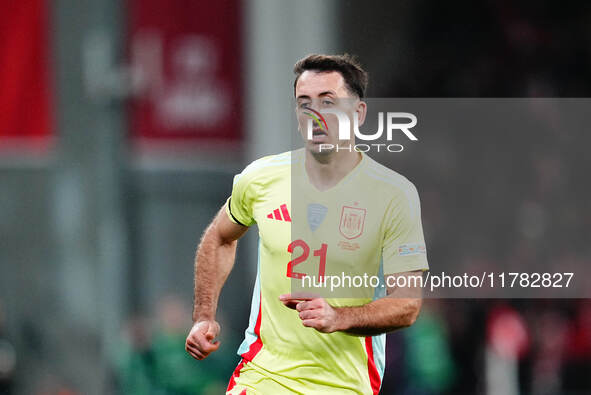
[305,149,362,191]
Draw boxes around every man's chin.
[306,142,335,155]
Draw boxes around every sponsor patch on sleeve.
[398,243,426,256]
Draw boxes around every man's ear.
[356,101,367,127]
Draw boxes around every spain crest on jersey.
[339,206,366,239]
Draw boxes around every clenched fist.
[185,320,220,360]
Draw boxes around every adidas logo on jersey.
[266,204,291,222]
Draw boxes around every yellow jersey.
[225,149,428,394]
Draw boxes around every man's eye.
[322,100,334,106]
[299,102,311,109]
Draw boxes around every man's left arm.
[280,270,423,336]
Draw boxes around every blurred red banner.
[0,0,53,143]
[128,0,243,143]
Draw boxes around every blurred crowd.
[0,295,239,395]
[375,1,591,394]
[111,295,237,395]
[113,299,590,394]
[381,299,591,394]
[1,295,589,394]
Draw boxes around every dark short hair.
[293,54,369,98]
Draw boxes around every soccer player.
[185,54,429,394]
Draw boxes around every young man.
[185,54,429,394]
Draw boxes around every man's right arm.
[185,204,249,360]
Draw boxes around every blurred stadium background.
[0,0,590,394]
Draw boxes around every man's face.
[295,71,364,154]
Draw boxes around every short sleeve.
[225,170,256,227]
[382,183,429,274]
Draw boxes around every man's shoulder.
[240,149,301,175]
[361,155,417,194]
[234,149,301,185]
[361,156,421,219]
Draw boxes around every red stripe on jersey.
[365,337,381,395]
[226,293,263,392]
[273,209,282,220]
[242,298,263,361]
[280,204,291,222]
[267,213,273,219]
[226,360,243,392]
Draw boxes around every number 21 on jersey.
[286,240,327,280]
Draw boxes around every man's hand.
[280,272,423,336]
[280,294,340,333]
[185,320,220,360]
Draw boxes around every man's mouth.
[311,128,329,144]
[312,128,327,137]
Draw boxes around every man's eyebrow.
[296,91,337,100]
